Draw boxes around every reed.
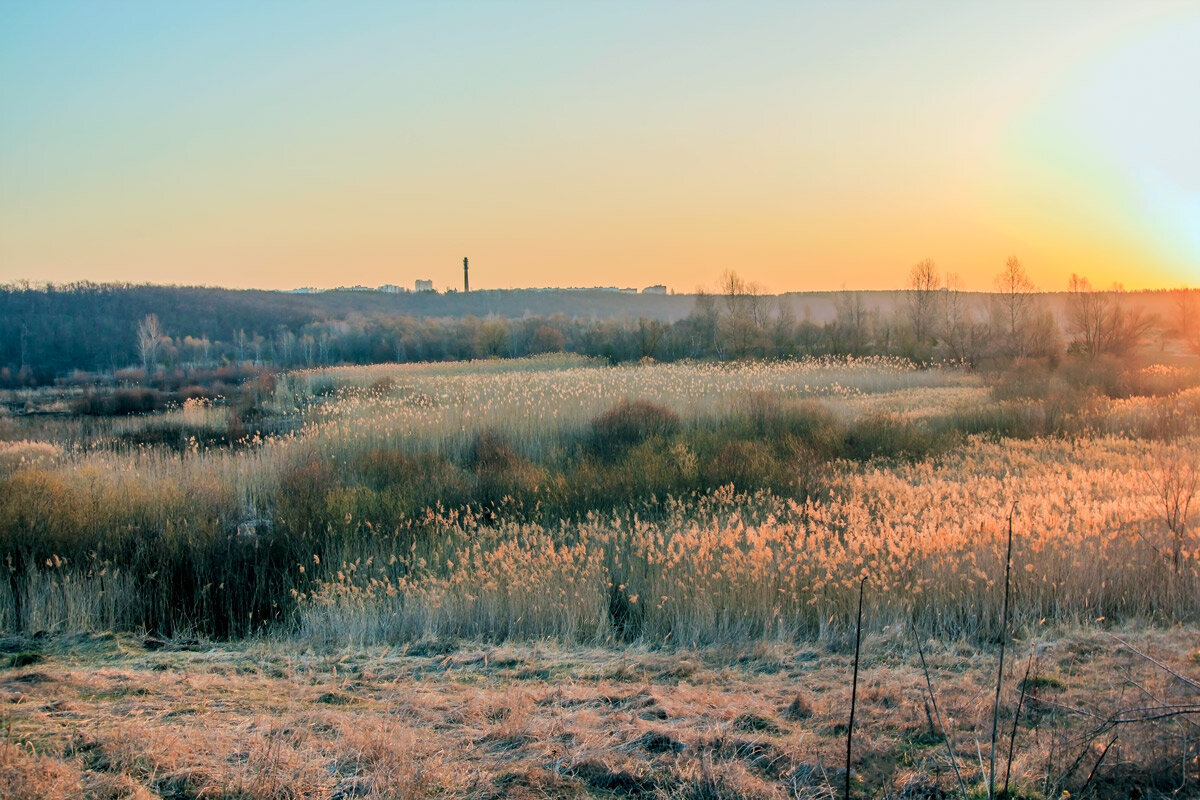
[1,356,1196,641]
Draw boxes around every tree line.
[1,268,1197,387]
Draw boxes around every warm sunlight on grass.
[3,356,1197,645]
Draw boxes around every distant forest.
[1,277,1196,387]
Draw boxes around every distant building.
[415,279,434,292]
[642,285,667,295]
[619,287,638,294]
[378,284,406,294]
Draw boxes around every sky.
[1,1,1198,294]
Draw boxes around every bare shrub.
[1157,445,1198,575]
[72,387,167,416]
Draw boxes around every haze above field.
[2,2,1199,293]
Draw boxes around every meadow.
[1,354,1198,797]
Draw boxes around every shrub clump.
[589,400,681,459]
[73,387,167,416]
[467,429,544,508]
[347,447,472,516]
[842,413,953,462]
[739,392,843,458]
[703,440,790,493]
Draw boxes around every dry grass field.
[2,355,1199,797]
[2,627,1198,799]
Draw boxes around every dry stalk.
[1079,733,1118,796]
[989,503,1017,800]
[845,575,866,800]
[1108,634,1200,693]
[1002,648,1035,798]
[913,624,967,799]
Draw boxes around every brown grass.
[1,627,1196,798]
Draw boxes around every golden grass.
[294,434,1199,646]
[3,356,1198,641]
[1,627,1196,798]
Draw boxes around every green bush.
[274,459,338,536]
[989,361,1058,402]
[0,467,246,636]
[1123,364,1200,399]
[934,403,1041,441]
[1059,356,1129,398]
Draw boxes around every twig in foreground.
[845,576,866,800]
[913,625,968,799]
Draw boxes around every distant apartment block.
[642,284,667,294]
[415,279,434,292]
[378,284,407,294]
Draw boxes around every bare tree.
[1027,307,1064,361]
[907,258,940,354]
[1105,300,1157,357]
[234,329,248,363]
[720,270,763,357]
[636,317,666,359]
[476,319,510,358]
[137,313,164,372]
[1067,275,1156,358]
[1158,445,1198,575]
[300,334,316,365]
[771,297,798,355]
[19,323,29,371]
[182,335,210,366]
[993,257,1035,358]
[720,269,748,318]
[688,290,720,357]
[250,333,266,365]
[835,291,871,356]
[275,326,296,366]
[1066,274,1109,358]
[941,273,985,364]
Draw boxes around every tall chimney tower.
[463,257,469,293]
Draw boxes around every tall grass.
[1,355,1197,641]
[292,435,1200,646]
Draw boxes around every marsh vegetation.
[2,342,1199,797]
[3,354,1198,644]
